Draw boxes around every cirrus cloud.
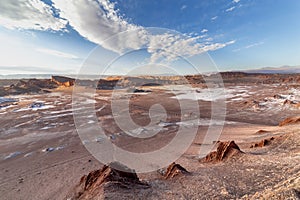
[36,48,78,59]
[226,6,236,12]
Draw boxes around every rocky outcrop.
[203,141,243,162]
[210,72,300,85]
[279,116,300,126]
[97,76,190,89]
[16,79,57,89]
[97,73,300,87]
[0,79,58,96]
[68,162,149,200]
[18,73,295,92]
[250,137,274,148]
[97,78,119,90]
[51,76,75,87]
[163,162,190,179]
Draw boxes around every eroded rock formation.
[68,162,149,200]
[250,137,274,148]
[163,162,190,179]
[279,116,300,126]
[51,76,75,87]
[203,141,243,162]
[0,79,57,96]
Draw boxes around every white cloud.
[232,0,240,3]
[52,0,142,54]
[211,16,218,20]
[201,29,208,33]
[205,37,213,42]
[245,41,264,49]
[181,5,187,10]
[233,41,264,52]
[0,0,67,31]
[202,40,235,52]
[226,6,236,12]
[36,48,78,59]
[53,0,235,63]
[0,0,236,65]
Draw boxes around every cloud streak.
[226,6,236,12]
[233,41,264,52]
[245,42,264,49]
[36,48,78,59]
[211,16,218,20]
[225,6,235,12]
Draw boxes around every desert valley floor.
[0,73,299,199]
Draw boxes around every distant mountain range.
[1,66,299,79]
[239,65,300,74]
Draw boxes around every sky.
[0,0,299,75]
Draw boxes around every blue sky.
[0,0,299,75]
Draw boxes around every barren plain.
[0,73,299,200]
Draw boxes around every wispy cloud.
[201,40,236,51]
[232,0,240,3]
[233,41,264,52]
[201,29,208,33]
[226,6,236,12]
[211,16,218,20]
[245,42,264,49]
[0,0,67,31]
[205,37,213,42]
[180,5,187,10]
[36,48,78,59]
